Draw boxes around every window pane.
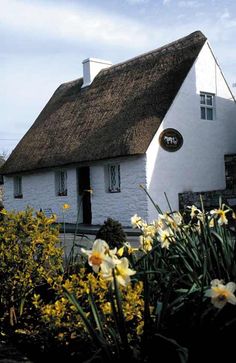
[206,95,213,105]
[207,108,213,120]
[108,165,120,192]
[14,176,22,197]
[56,171,67,195]
[200,94,205,104]
[201,107,206,119]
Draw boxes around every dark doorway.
[78,167,92,224]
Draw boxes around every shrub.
[0,208,63,325]
[96,217,127,249]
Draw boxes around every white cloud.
[178,1,202,8]
[163,0,171,5]
[125,0,149,4]
[0,0,155,51]
[220,9,230,20]
[219,9,236,28]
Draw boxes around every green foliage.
[96,217,127,249]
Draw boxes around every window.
[200,92,215,120]
[14,176,23,198]
[55,171,67,196]
[108,164,120,193]
[0,175,3,185]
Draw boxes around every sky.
[1,0,236,156]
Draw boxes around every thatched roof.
[1,31,206,175]
[0,156,5,166]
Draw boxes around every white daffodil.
[158,228,175,249]
[131,214,146,229]
[210,207,230,226]
[142,224,156,238]
[81,239,117,273]
[188,205,201,219]
[103,257,136,287]
[205,279,236,309]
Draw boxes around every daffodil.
[62,203,70,210]
[205,279,236,309]
[188,205,201,219]
[210,206,230,225]
[139,235,153,252]
[81,239,117,273]
[104,257,136,287]
[131,214,146,229]
[158,228,174,249]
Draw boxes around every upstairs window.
[55,171,67,196]
[200,92,215,120]
[14,176,23,198]
[108,164,120,193]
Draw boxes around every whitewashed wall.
[90,155,148,226]
[3,155,148,226]
[146,42,236,221]
[3,168,79,224]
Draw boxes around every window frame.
[108,164,121,193]
[55,170,68,197]
[14,176,23,198]
[200,92,215,121]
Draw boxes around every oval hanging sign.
[159,128,183,152]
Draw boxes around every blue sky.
[1,0,236,155]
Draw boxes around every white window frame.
[200,92,215,120]
[14,176,23,198]
[55,170,67,196]
[108,164,121,193]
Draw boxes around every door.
[77,167,92,224]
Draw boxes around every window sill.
[14,195,23,199]
[109,189,121,193]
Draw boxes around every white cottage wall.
[3,155,148,226]
[146,42,236,221]
[3,168,80,223]
[90,155,148,226]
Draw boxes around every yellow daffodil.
[205,279,236,309]
[158,228,174,249]
[139,235,153,252]
[210,206,230,226]
[62,203,71,210]
[81,239,117,273]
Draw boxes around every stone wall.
[179,189,236,211]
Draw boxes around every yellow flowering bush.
[33,268,144,343]
[0,208,63,324]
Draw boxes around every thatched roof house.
[2,30,235,226]
[1,31,206,175]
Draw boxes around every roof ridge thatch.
[1,30,207,175]
[100,30,204,75]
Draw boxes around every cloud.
[0,0,155,52]
[163,0,171,5]
[219,8,236,29]
[125,0,149,4]
[178,1,202,8]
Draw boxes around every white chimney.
[82,58,112,88]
